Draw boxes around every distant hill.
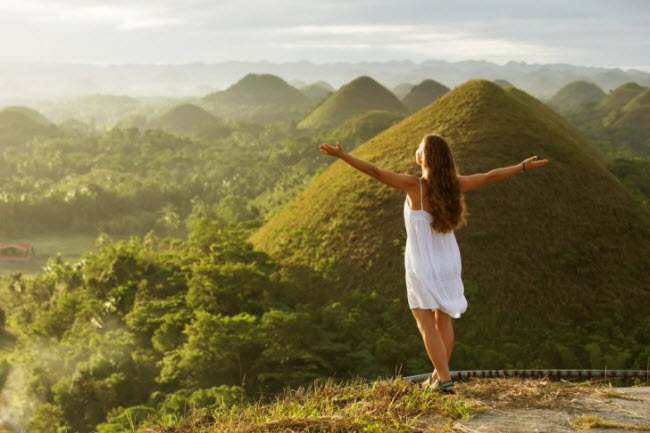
[298,76,407,130]
[26,93,156,129]
[392,83,415,99]
[544,81,650,157]
[622,88,650,113]
[329,110,404,148]
[494,79,513,87]
[402,79,449,113]
[1,106,53,127]
[597,82,647,115]
[612,89,650,133]
[0,106,57,147]
[151,103,222,135]
[300,81,335,102]
[249,80,650,357]
[1,59,649,101]
[549,80,606,114]
[201,73,312,124]
[290,79,308,88]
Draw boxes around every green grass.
[139,375,484,432]
[0,328,16,353]
[570,414,650,431]
[137,376,615,433]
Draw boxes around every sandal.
[421,375,440,389]
[431,380,456,395]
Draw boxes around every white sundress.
[404,176,468,318]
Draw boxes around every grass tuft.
[570,414,650,431]
[139,376,625,433]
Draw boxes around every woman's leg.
[411,308,452,383]
[432,309,454,380]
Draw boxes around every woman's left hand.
[319,141,345,158]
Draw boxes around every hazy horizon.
[1,58,649,73]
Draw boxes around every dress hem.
[408,304,466,318]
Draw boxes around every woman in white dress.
[319,134,549,394]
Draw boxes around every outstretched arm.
[458,156,549,192]
[319,141,415,191]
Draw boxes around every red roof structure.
[0,242,34,260]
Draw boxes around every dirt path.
[452,386,650,432]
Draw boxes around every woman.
[319,133,549,394]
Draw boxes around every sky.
[0,0,648,70]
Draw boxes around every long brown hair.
[420,134,468,233]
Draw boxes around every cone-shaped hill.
[300,81,335,102]
[392,83,415,99]
[201,73,312,124]
[622,88,650,112]
[0,106,57,147]
[329,109,404,148]
[298,76,407,130]
[249,79,650,342]
[402,79,450,113]
[2,105,52,126]
[494,79,513,87]
[613,88,650,133]
[549,80,605,114]
[151,103,221,135]
[597,82,647,114]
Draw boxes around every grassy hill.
[201,73,312,124]
[1,105,52,126]
[549,80,606,114]
[329,109,404,148]
[392,83,415,99]
[0,106,58,146]
[298,76,407,130]
[402,79,450,113]
[494,79,514,87]
[249,79,650,350]
[300,81,335,102]
[598,82,647,117]
[613,89,650,133]
[151,103,222,135]
[622,88,650,113]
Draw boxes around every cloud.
[0,0,646,66]
[269,23,576,63]
[0,0,184,30]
